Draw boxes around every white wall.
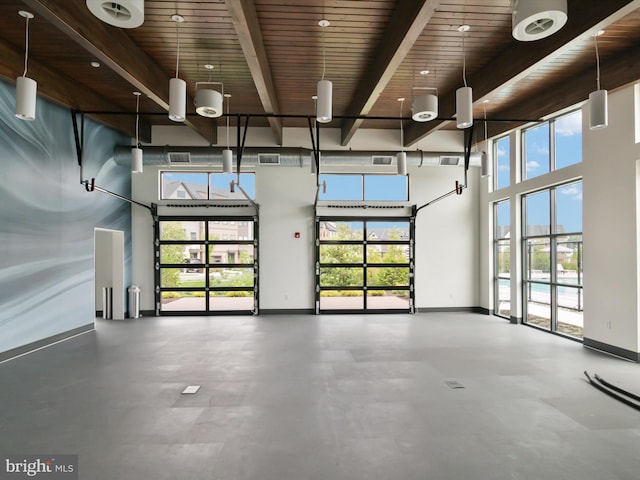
[583,84,640,353]
[132,128,480,312]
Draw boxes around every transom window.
[319,174,408,201]
[160,172,256,200]
[523,110,582,180]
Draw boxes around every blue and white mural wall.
[0,79,131,355]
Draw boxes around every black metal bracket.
[415,125,474,214]
[71,108,154,215]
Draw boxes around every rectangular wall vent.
[372,155,393,165]
[439,156,461,166]
[168,152,191,164]
[258,153,280,165]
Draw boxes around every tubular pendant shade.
[397,151,407,176]
[481,151,491,177]
[194,89,223,118]
[169,77,186,122]
[316,80,332,123]
[222,149,233,173]
[412,94,438,122]
[15,76,37,121]
[589,89,608,130]
[456,86,473,129]
[131,147,143,173]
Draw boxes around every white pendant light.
[456,25,473,129]
[481,101,491,177]
[412,90,438,122]
[194,87,223,118]
[222,93,233,174]
[589,31,608,130]
[132,147,143,173]
[222,149,233,174]
[16,11,37,121]
[316,19,332,123]
[456,87,473,129]
[168,14,186,122]
[132,91,143,173]
[397,98,407,176]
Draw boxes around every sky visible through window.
[497,110,582,235]
[319,174,408,201]
[162,172,255,199]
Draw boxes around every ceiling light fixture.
[168,14,186,122]
[412,87,438,122]
[131,92,143,173]
[15,10,36,121]
[90,61,101,68]
[456,25,473,129]
[194,84,223,118]
[195,65,224,118]
[589,30,608,130]
[316,19,332,123]
[481,100,491,177]
[222,93,233,174]
[512,0,567,42]
[397,98,407,176]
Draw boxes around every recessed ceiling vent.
[372,155,393,165]
[258,153,280,165]
[439,156,461,166]
[168,152,191,164]
[86,0,144,29]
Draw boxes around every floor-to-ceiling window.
[489,109,582,337]
[522,182,583,338]
[494,200,511,318]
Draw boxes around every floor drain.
[182,385,201,395]
[445,380,465,389]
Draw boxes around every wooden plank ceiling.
[0,0,638,146]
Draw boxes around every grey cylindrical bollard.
[128,285,140,319]
[103,287,112,319]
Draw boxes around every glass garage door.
[156,216,257,315]
[316,217,414,313]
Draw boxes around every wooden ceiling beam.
[20,0,215,143]
[405,0,640,146]
[485,42,640,139]
[340,0,441,146]
[0,38,151,142]
[226,0,283,145]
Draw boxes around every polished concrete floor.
[1,312,640,480]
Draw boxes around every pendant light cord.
[482,102,488,144]
[594,34,601,91]
[135,94,140,146]
[175,21,180,79]
[399,98,405,153]
[226,96,230,149]
[321,24,326,81]
[23,15,30,77]
[462,34,468,88]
